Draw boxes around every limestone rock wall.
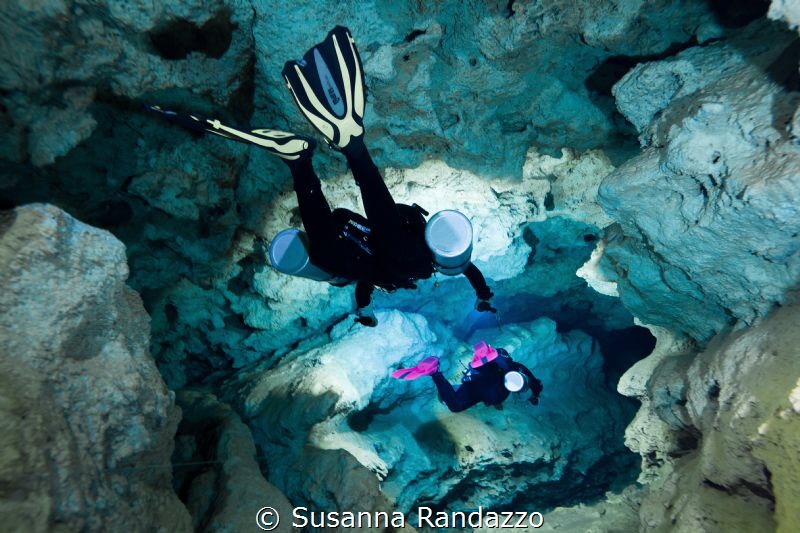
[597,19,800,342]
[0,204,191,531]
[618,302,800,532]
[573,9,800,531]
[173,389,298,533]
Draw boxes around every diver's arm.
[463,263,495,312]
[513,362,543,405]
[354,281,377,327]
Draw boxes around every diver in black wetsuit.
[392,342,543,412]
[146,26,495,327]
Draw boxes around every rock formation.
[573,6,800,532]
[0,204,192,531]
[597,19,800,342]
[174,389,298,533]
[618,302,800,531]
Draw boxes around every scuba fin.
[281,26,366,151]
[391,356,439,380]
[145,104,315,161]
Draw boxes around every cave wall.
[596,18,800,342]
[221,310,638,518]
[0,204,192,531]
[571,5,800,531]
[618,303,800,532]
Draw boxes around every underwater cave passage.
[585,38,699,99]
[149,11,235,60]
[706,0,771,28]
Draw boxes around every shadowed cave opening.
[149,11,235,60]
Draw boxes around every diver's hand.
[475,298,496,313]
[529,378,543,406]
[355,306,377,327]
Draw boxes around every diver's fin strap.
[146,105,312,160]
[282,26,365,149]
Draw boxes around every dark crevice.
[707,381,721,400]
[703,479,731,493]
[165,303,179,327]
[347,398,405,432]
[585,38,699,98]
[149,11,235,60]
[706,0,770,28]
[506,0,516,19]
[228,52,256,123]
[740,477,775,505]
[543,192,555,211]
[403,29,427,43]
[766,38,800,92]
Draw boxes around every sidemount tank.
[269,228,333,282]
[424,210,473,275]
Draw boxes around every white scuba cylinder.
[424,210,473,276]
[268,228,334,282]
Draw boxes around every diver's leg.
[343,142,407,242]
[286,157,339,254]
[431,373,480,413]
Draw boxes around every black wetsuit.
[432,354,540,413]
[145,106,492,307]
[287,142,493,308]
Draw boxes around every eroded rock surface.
[0,0,728,384]
[598,19,800,341]
[174,389,297,533]
[619,302,800,532]
[0,204,191,532]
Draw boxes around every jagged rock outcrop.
[571,12,800,531]
[252,0,721,175]
[618,301,800,532]
[174,390,297,533]
[1,0,255,166]
[597,19,800,342]
[0,204,191,531]
[770,0,800,31]
[223,310,638,521]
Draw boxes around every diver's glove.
[355,305,377,327]
[475,297,497,313]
